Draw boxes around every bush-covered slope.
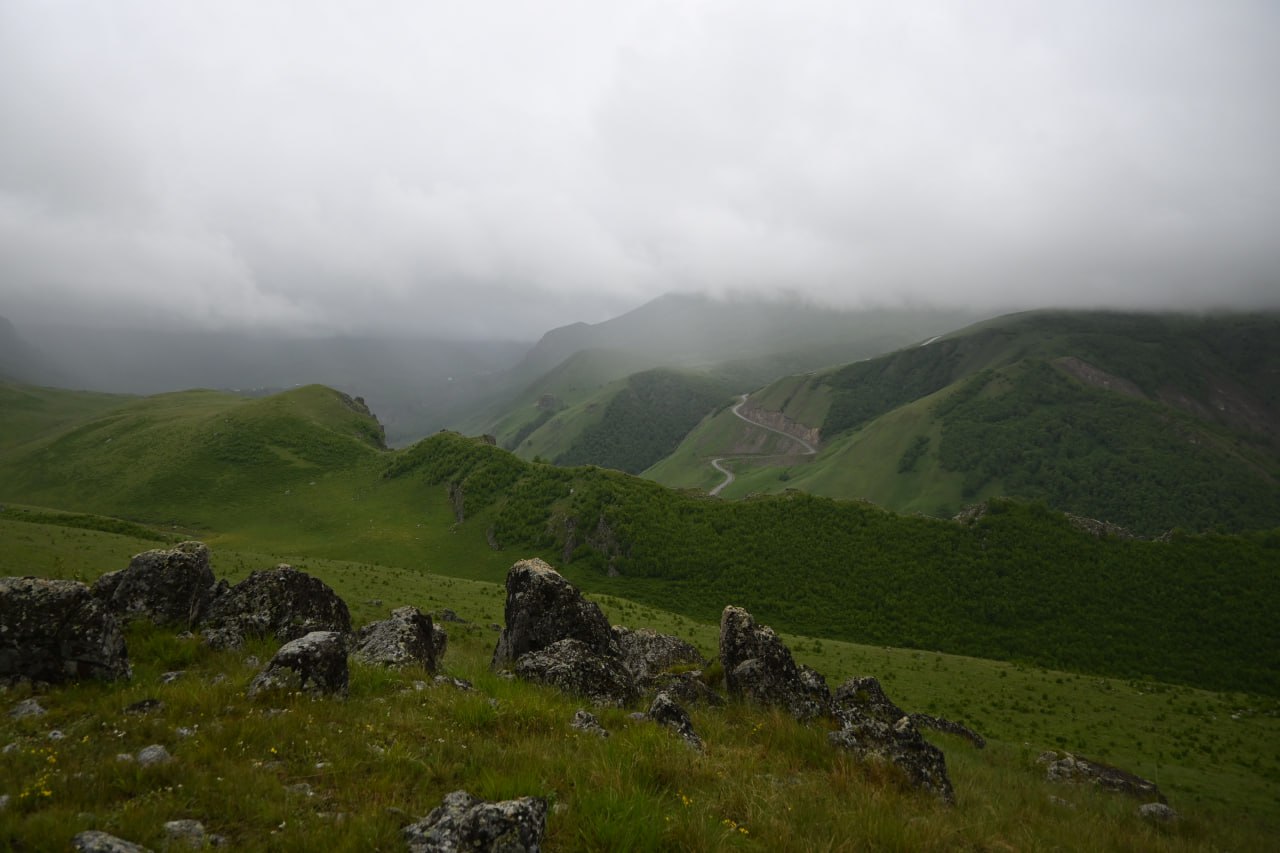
[389,433,1280,696]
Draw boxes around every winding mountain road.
[709,395,817,496]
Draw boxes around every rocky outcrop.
[833,676,985,749]
[1039,751,1166,802]
[612,626,704,687]
[647,691,703,750]
[738,400,821,450]
[92,541,214,629]
[719,605,829,721]
[513,638,637,707]
[829,715,955,804]
[403,789,547,853]
[247,631,349,698]
[649,672,726,708]
[0,577,131,684]
[492,558,618,669]
[200,565,350,649]
[353,606,444,671]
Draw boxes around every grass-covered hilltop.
[1,307,1279,850]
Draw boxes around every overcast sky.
[1,1,1277,338]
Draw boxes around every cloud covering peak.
[2,1,1277,336]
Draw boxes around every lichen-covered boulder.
[0,577,130,684]
[570,709,610,738]
[491,558,617,670]
[612,626,704,686]
[647,691,703,750]
[833,676,985,749]
[92,541,214,629]
[247,631,349,698]
[200,565,350,649]
[404,789,547,853]
[719,605,829,721]
[649,671,726,708]
[353,606,442,670]
[1040,751,1166,802]
[514,638,637,707]
[829,715,955,804]
[72,830,153,853]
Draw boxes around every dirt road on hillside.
[709,395,817,496]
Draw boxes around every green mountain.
[648,311,1280,534]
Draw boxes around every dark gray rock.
[570,709,609,738]
[435,608,467,624]
[514,638,637,707]
[72,830,153,853]
[1041,751,1166,802]
[647,691,703,750]
[247,631,349,698]
[353,606,441,670]
[491,558,617,670]
[0,577,131,684]
[829,715,955,804]
[92,541,214,629]
[403,789,547,853]
[199,565,350,650]
[719,605,829,722]
[9,697,46,719]
[833,676,986,749]
[124,698,164,715]
[649,672,725,708]
[612,626,704,686]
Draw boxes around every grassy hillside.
[0,381,133,454]
[651,311,1280,532]
[2,517,1278,849]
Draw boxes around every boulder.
[1040,751,1165,802]
[404,789,547,853]
[72,831,153,853]
[353,606,442,671]
[513,638,637,707]
[9,697,46,719]
[247,631,349,698]
[647,691,703,750]
[92,541,214,629]
[829,715,955,804]
[649,672,726,708]
[612,626,704,686]
[199,565,350,649]
[0,577,131,684]
[491,559,617,669]
[833,676,985,749]
[1138,802,1178,822]
[718,605,829,721]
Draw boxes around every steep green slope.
[389,434,1280,696]
[652,311,1280,532]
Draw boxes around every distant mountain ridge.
[648,310,1280,534]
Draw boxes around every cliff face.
[738,400,821,450]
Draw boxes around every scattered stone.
[488,623,501,632]
[124,698,164,715]
[159,671,186,684]
[491,558,619,670]
[1041,751,1165,802]
[0,793,9,812]
[353,606,442,671]
[247,631,350,698]
[116,753,134,763]
[200,565,351,650]
[3,742,18,753]
[433,675,475,692]
[92,541,214,629]
[570,709,610,738]
[175,727,195,739]
[647,691,703,750]
[1138,802,1178,822]
[612,626,703,686]
[163,819,207,849]
[72,830,153,853]
[829,716,955,804]
[367,599,383,607]
[719,605,829,722]
[285,782,315,797]
[435,608,468,624]
[136,744,172,767]
[9,697,46,719]
[48,729,65,740]
[514,638,637,707]
[1048,795,1076,810]
[403,789,548,853]
[0,577,131,684]
[243,656,260,669]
